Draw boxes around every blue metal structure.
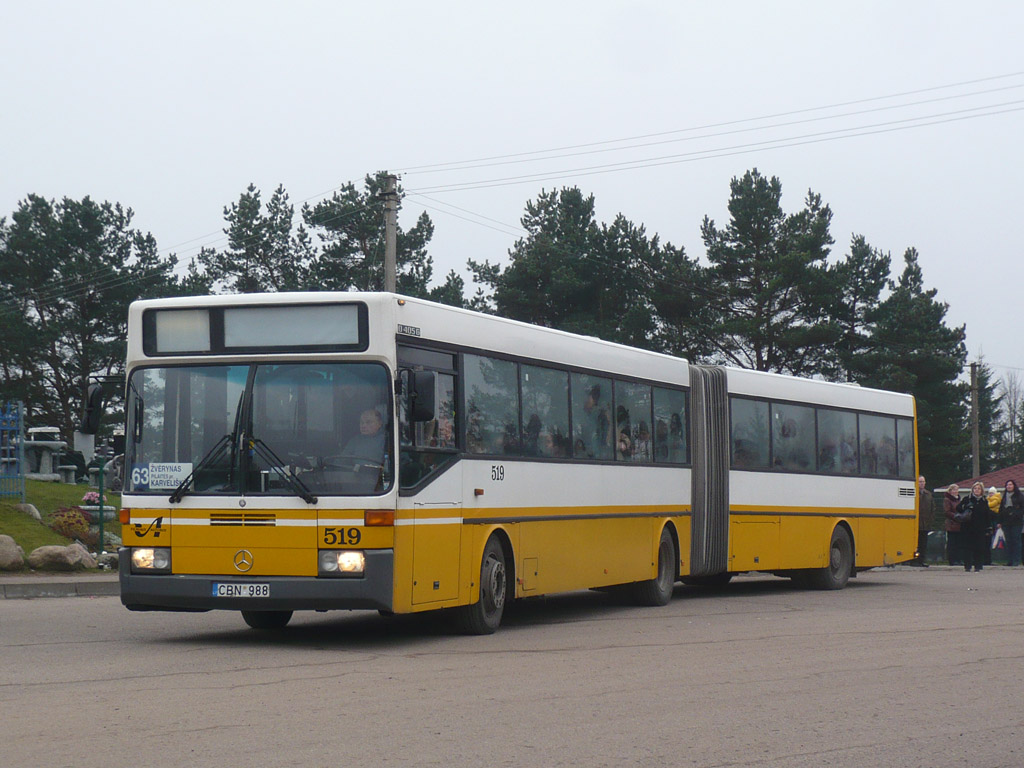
[1,401,26,502]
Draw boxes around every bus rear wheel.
[632,526,677,606]
[242,610,293,629]
[454,536,507,635]
[804,526,853,590]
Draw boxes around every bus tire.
[241,610,293,629]
[805,526,853,590]
[454,536,507,635]
[633,526,677,606]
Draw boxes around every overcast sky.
[3,1,1022,381]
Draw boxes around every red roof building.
[939,462,1024,494]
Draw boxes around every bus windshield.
[125,362,392,497]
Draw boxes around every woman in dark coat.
[957,481,992,572]
[998,479,1024,567]
[943,484,962,565]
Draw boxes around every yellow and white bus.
[119,292,919,633]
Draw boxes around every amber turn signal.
[364,510,395,526]
[119,508,131,525]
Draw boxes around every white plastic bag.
[992,527,1006,549]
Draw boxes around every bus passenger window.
[859,414,897,477]
[464,355,520,455]
[896,419,915,479]
[817,408,858,475]
[653,387,687,463]
[614,381,653,463]
[730,398,769,470]
[771,403,815,472]
[571,374,612,460]
[520,365,570,458]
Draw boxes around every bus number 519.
[323,527,361,545]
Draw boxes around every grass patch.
[0,502,71,551]
[0,480,122,566]
[22,479,120,519]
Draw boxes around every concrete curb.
[0,575,119,599]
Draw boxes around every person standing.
[943,484,962,565]
[913,476,933,566]
[998,479,1024,567]
[957,481,992,572]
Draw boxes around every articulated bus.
[119,292,919,633]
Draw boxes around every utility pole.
[383,174,398,293]
[971,361,980,478]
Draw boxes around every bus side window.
[771,403,815,472]
[571,373,612,460]
[731,397,769,470]
[521,365,569,458]
[464,355,519,456]
[817,408,858,475]
[653,387,687,463]
[859,414,898,477]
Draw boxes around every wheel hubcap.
[482,555,506,613]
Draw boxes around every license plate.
[212,582,270,598]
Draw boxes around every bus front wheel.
[242,610,293,629]
[454,536,508,635]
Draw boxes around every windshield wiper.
[249,437,318,505]
[168,433,234,504]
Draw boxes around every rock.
[0,535,25,571]
[27,541,98,571]
[14,503,42,522]
[97,552,119,570]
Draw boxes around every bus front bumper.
[118,548,394,613]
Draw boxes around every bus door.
[398,345,462,604]
[689,365,730,576]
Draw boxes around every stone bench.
[57,465,77,484]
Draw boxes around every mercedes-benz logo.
[233,549,254,572]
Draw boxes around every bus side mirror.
[409,371,436,423]
[79,383,105,435]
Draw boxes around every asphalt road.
[2,567,1022,768]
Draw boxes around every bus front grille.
[210,513,277,527]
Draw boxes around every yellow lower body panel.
[174,546,317,576]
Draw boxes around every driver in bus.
[341,408,385,461]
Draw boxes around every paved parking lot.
[2,566,1022,767]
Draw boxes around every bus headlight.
[131,547,171,573]
[319,550,365,577]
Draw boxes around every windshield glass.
[126,362,392,496]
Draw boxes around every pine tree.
[831,235,890,382]
[0,195,179,438]
[856,248,969,484]
[700,169,836,375]
[304,173,438,297]
[470,186,706,354]
[198,184,314,293]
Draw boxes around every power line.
[405,193,526,238]
[395,70,1024,173]
[406,101,1024,195]
[401,82,1024,177]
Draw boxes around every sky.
[3,1,1023,382]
